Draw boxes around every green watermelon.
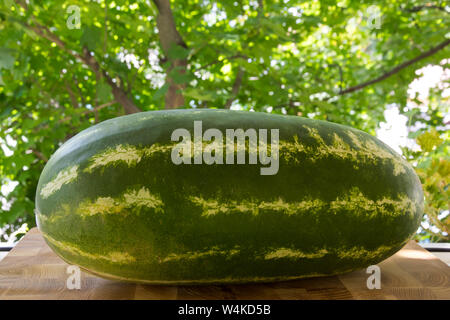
[35,109,423,284]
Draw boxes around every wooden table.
[0,228,449,300]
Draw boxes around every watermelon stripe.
[43,233,136,264]
[42,126,408,196]
[77,187,163,217]
[41,186,415,221]
[84,144,174,173]
[335,245,394,260]
[188,188,415,218]
[42,228,399,265]
[161,247,241,263]
[74,267,334,285]
[281,127,408,176]
[262,244,396,261]
[76,129,407,177]
[40,165,79,199]
[264,248,328,260]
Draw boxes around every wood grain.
[0,228,448,300]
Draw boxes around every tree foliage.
[0,0,449,241]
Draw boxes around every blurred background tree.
[0,0,448,242]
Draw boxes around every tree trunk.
[153,0,188,109]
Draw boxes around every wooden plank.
[0,228,448,300]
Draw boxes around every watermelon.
[35,109,424,284]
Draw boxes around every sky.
[376,62,450,154]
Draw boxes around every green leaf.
[0,48,15,70]
[80,26,102,51]
[97,79,112,102]
[167,44,190,60]
[2,0,15,10]
[260,19,291,41]
[416,129,443,153]
[169,67,193,84]
[184,88,215,101]
[107,57,129,78]
[0,106,13,119]
[153,83,169,101]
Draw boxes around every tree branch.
[198,54,248,71]
[340,39,450,95]
[74,100,117,118]
[82,47,140,114]
[65,82,79,108]
[30,148,48,163]
[72,76,86,106]
[34,101,117,133]
[403,5,449,13]
[330,64,344,94]
[224,68,244,109]
[103,3,108,55]
[257,0,264,17]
